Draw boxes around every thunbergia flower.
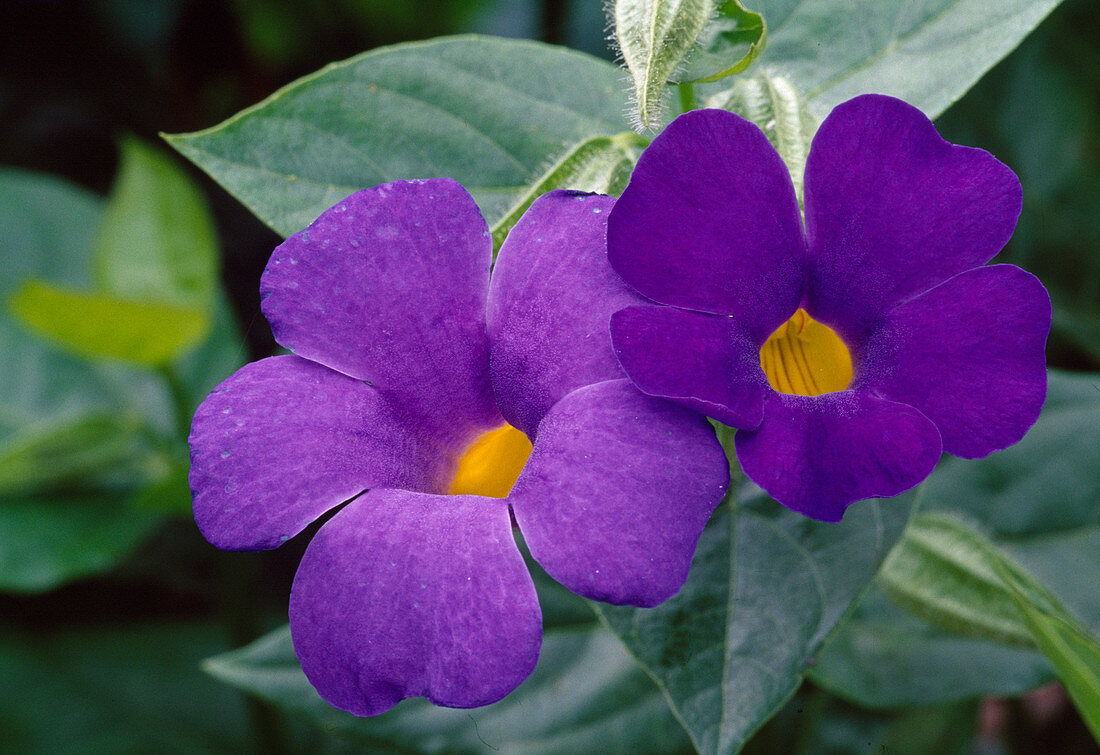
[188,180,728,716]
[607,94,1051,522]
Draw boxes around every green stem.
[218,553,291,755]
[678,81,697,113]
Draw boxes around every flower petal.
[189,356,444,550]
[804,95,1023,341]
[510,379,729,607]
[260,179,500,435]
[610,304,768,428]
[735,391,942,522]
[858,264,1051,458]
[607,109,804,341]
[289,490,541,717]
[487,191,645,436]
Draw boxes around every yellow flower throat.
[759,309,853,396]
[447,424,532,498]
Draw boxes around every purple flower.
[607,94,1051,522]
[188,180,728,716]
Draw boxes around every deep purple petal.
[805,95,1023,342]
[260,179,500,436]
[735,391,942,522]
[858,264,1051,458]
[188,356,446,550]
[510,379,728,607]
[610,305,768,428]
[487,191,646,436]
[289,489,541,717]
[607,109,804,341]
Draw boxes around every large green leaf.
[742,0,1066,119]
[204,625,689,753]
[0,494,164,593]
[0,619,254,752]
[813,370,1100,707]
[596,488,916,754]
[166,36,631,238]
[810,585,1051,707]
[93,137,218,311]
[877,513,1064,647]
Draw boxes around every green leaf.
[813,371,1100,708]
[681,0,767,84]
[922,371,1100,624]
[0,170,100,297]
[166,36,630,238]
[9,279,209,367]
[705,71,815,202]
[489,132,642,253]
[995,560,1100,743]
[0,494,163,592]
[744,0,1067,119]
[612,0,715,129]
[94,137,218,311]
[877,513,1064,647]
[879,513,1100,741]
[0,620,255,751]
[811,585,1051,707]
[0,170,170,441]
[596,488,916,754]
[0,413,158,498]
[0,168,231,592]
[204,625,690,753]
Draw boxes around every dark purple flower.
[607,94,1051,522]
[188,180,728,716]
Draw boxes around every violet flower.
[188,180,728,716]
[607,94,1051,522]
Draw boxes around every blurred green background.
[1,0,1097,752]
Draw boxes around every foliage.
[3,0,1098,752]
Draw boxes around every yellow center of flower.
[759,309,853,396]
[447,424,533,498]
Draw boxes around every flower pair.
[189,94,1049,716]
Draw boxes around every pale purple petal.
[607,108,804,342]
[858,264,1051,458]
[510,379,728,607]
[805,95,1023,342]
[735,391,942,522]
[487,191,646,436]
[289,489,541,717]
[610,305,769,428]
[260,179,500,437]
[189,356,446,550]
